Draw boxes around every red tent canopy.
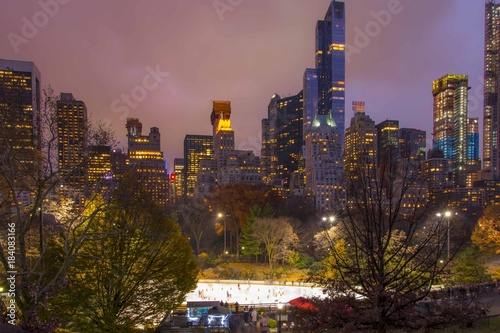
[288,297,318,311]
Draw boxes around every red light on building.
[170,174,176,181]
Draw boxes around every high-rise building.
[0,59,41,169]
[87,145,112,191]
[432,74,469,187]
[399,128,426,174]
[261,94,280,185]
[344,102,377,182]
[376,120,400,166]
[211,101,235,185]
[184,134,213,197]
[57,93,88,201]
[303,69,319,140]
[126,118,168,206]
[484,0,500,180]
[467,117,481,187]
[172,158,185,200]
[277,91,304,191]
[423,149,451,204]
[315,0,346,147]
[305,113,343,212]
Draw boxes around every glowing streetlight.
[436,211,452,261]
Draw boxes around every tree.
[252,217,298,269]
[472,205,500,255]
[0,86,113,331]
[51,177,198,332]
[308,153,458,332]
[451,245,491,284]
[179,197,213,255]
[209,183,282,257]
[239,205,272,262]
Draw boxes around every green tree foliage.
[472,205,500,255]
[240,205,273,261]
[452,245,491,284]
[51,177,198,332]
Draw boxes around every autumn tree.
[451,245,491,284]
[239,205,273,262]
[179,197,214,255]
[51,176,198,332]
[472,205,500,255]
[251,217,298,269]
[209,183,282,257]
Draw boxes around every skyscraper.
[57,93,88,201]
[399,128,426,174]
[484,0,500,180]
[315,0,346,147]
[305,112,343,212]
[126,118,168,206]
[0,59,41,168]
[467,117,481,187]
[344,101,377,182]
[261,94,280,185]
[432,74,469,187]
[303,69,318,140]
[183,134,213,197]
[277,91,304,190]
[211,101,234,185]
[376,119,400,167]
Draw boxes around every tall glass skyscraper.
[432,74,469,187]
[484,0,500,180]
[315,0,346,147]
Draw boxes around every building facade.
[126,118,169,206]
[484,0,500,180]
[57,93,88,202]
[184,134,213,197]
[432,74,469,187]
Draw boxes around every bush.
[295,256,315,269]
[268,318,277,328]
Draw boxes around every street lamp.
[277,302,283,333]
[436,211,452,261]
[218,213,227,254]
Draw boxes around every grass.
[428,317,500,332]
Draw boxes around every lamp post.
[218,213,227,254]
[436,211,452,261]
[277,302,283,333]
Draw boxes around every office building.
[57,93,88,201]
[315,0,346,147]
[0,59,41,169]
[261,94,280,184]
[432,74,469,187]
[344,101,377,182]
[484,0,500,180]
[126,118,168,206]
[211,101,235,185]
[399,128,426,174]
[184,135,213,197]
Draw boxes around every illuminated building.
[184,134,213,197]
[87,145,111,189]
[305,112,343,212]
[196,159,216,196]
[276,91,304,193]
[110,148,127,178]
[376,120,400,167]
[315,0,346,147]
[423,149,451,204]
[484,0,500,180]
[303,69,318,139]
[262,91,304,193]
[211,100,234,185]
[0,59,41,204]
[399,128,426,175]
[126,118,168,206]
[432,74,469,187]
[344,102,377,184]
[172,158,185,200]
[467,118,481,187]
[220,150,261,185]
[57,93,88,204]
[261,94,280,184]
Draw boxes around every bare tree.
[311,152,462,332]
[252,217,298,269]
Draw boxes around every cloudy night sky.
[0,0,484,171]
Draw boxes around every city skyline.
[0,0,484,171]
